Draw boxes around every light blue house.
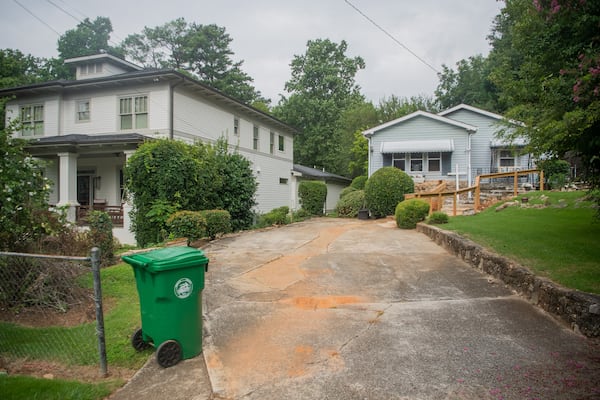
[363,104,533,187]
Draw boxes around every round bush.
[395,199,430,229]
[350,175,367,190]
[199,209,232,240]
[427,211,449,225]
[365,167,414,218]
[336,190,366,218]
[166,211,206,245]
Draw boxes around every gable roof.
[362,110,477,138]
[438,103,505,120]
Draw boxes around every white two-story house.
[0,54,299,245]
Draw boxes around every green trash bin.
[122,246,209,368]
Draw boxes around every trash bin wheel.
[131,328,151,351]
[156,340,182,368]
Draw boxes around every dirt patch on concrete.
[283,295,367,310]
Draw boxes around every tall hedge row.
[298,180,327,215]
[125,139,256,247]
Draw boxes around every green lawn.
[442,191,600,294]
[0,375,119,400]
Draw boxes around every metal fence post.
[91,247,107,377]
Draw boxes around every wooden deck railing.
[77,205,124,227]
[406,169,543,216]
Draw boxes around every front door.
[77,175,92,206]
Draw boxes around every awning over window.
[379,139,454,154]
[490,137,527,147]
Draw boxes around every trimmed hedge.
[336,190,366,218]
[365,167,414,218]
[427,211,449,225]
[339,186,358,199]
[350,175,367,190]
[395,199,430,229]
[298,181,327,215]
[199,209,232,240]
[166,211,206,246]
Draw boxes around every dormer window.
[80,62,103,76]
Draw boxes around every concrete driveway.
[199,218,599,399]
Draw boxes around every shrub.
[350,175,368,190]
[257,206,290,227]
[427,211,449,225]
[538,159,571,189]
[87,211,115,266]
[291,208,312,222]
[336,190,366,218]
[199,210,232,240]
[395,199,430,229]
[298,181,327,216]
[166,211,207,246]
[339,186,358,199]
[365,167,414,218]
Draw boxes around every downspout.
[467,130,474,198]
[367,134,372,177]
[169,78,185,140]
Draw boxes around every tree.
[435,55,502,112]
[119,18,266,104]
[488,0,600,188]
[0,122,51,250]
[376,94,438,122]
[274,39,365,175]
[57,17,118,60]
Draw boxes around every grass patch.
[444,191,600,294]
[0,263,151,369]
[0,375,119,400]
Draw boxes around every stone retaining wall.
[417,223,600,338]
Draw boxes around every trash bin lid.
[122,246,209,272]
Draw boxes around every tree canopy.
[274,39,365,175]
[488,0,600,187]
[119,18,266,104]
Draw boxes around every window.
[410,153,423,172]
[392,153,405,170]
[278,135,285,152]
[428,152,441,172]
[269,131,275,154]
[233,117,239,135]
[253,125,259,150]
[76,100,90,122]
[20,105,44,136]
[499,150,515,167]
[80,62,102,75]
[279,178,288,184]
[120,95,148,129]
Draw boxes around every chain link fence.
[0,249,106,376]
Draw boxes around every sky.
[1,0,503,105]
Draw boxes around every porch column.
[56,152,79,222]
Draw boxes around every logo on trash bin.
[174,278,193,299]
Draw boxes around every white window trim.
[253,125,260,151]
[233,117,240,136]
[427,152,441,172]
[20,104,44,137]
[119,94,148,130]
[76,99,91,123]
[278,134,285,152]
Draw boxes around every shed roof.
[293,164,351,184]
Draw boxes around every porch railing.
[77,205,124,227]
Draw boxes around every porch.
[76,203,124,227]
